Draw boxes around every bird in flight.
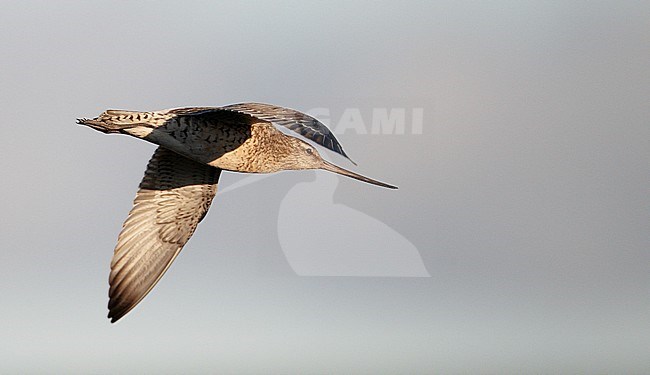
[78,102,397,322]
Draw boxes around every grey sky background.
[1,1,648,373]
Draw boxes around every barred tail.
[77,110,150,134]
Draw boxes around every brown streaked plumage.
[78,102,397,323]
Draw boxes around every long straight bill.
[320,160,398,189]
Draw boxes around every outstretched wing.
[220,102,355,164]
[108,147,221,323]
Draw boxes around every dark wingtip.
[338,148,357,166]
[108,309,124,324]
[107,298,127,323]
[344,152,358,166]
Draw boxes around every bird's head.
[280,137,397,189]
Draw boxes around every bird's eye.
[305,148,313,155]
